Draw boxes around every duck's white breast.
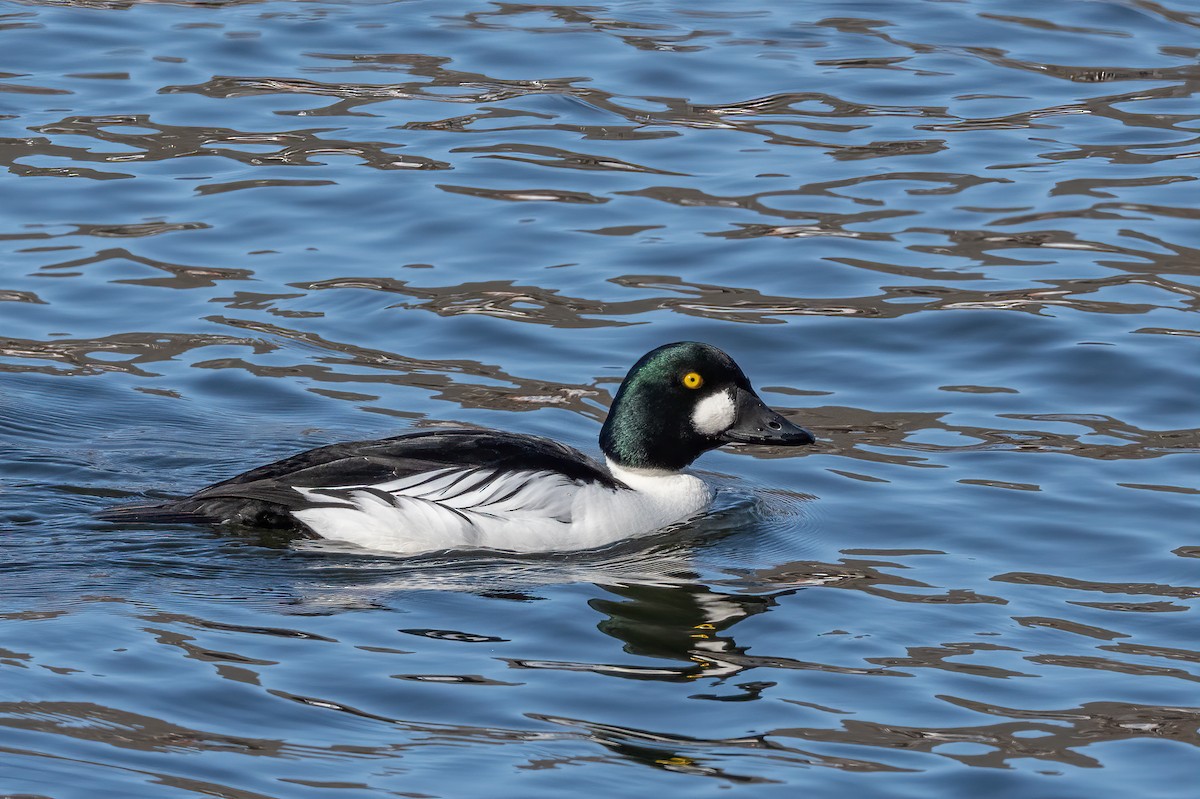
[288,462,713,554]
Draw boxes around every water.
[2,0,1198,795]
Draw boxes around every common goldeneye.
[99,342,815,553]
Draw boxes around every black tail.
[94,502,213,525]
[95,497,307,536]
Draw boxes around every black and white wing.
[98,430,623,550]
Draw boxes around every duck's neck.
[599,396,713,473]
[605,458,716,518]
[605,457,679,481]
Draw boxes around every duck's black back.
[97,429,619,533]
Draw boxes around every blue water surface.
[1,0,1198,796]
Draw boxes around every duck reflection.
[506,549,1002,689]
[507,571,847,687]
[589,582,773,681]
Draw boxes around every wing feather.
[100,429,620,541]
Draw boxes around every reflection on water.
[4,547,1199,791]
[2,0,1198,795]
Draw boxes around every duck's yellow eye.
[682,372,703,390]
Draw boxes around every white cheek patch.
[691,389,736,436]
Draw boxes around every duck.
[98,342,815,553]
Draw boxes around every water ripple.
[2,0,1198,796]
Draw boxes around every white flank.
[288,461,714,555]
[691,389,736,436]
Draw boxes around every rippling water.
[2,0,1199,795]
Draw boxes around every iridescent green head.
[599,342,814,472]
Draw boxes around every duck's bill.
[720,388,816,446]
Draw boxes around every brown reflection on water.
[773,697,1200,770]
[302,270,1200,327]
[199,316,612,419]
[778,405,1196,467]
[6,39,1193,315]
[452,142,688,176]
[161,62,947,150]
[1,220,209,241]
[301,274,648,327]
[1027,652,1200,684]
[16,113,446,179]
[166,66,588,114]
[0,331,273,377]
[436,183,609,204]
[455,3,728,54]
[0,701,293,757]
[40,247,252,289]
[3,272,1196,461]
[993,571,1200,601]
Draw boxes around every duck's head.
[599,342,815,472]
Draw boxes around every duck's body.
[110,429,712,552]
[100,342,814,553]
